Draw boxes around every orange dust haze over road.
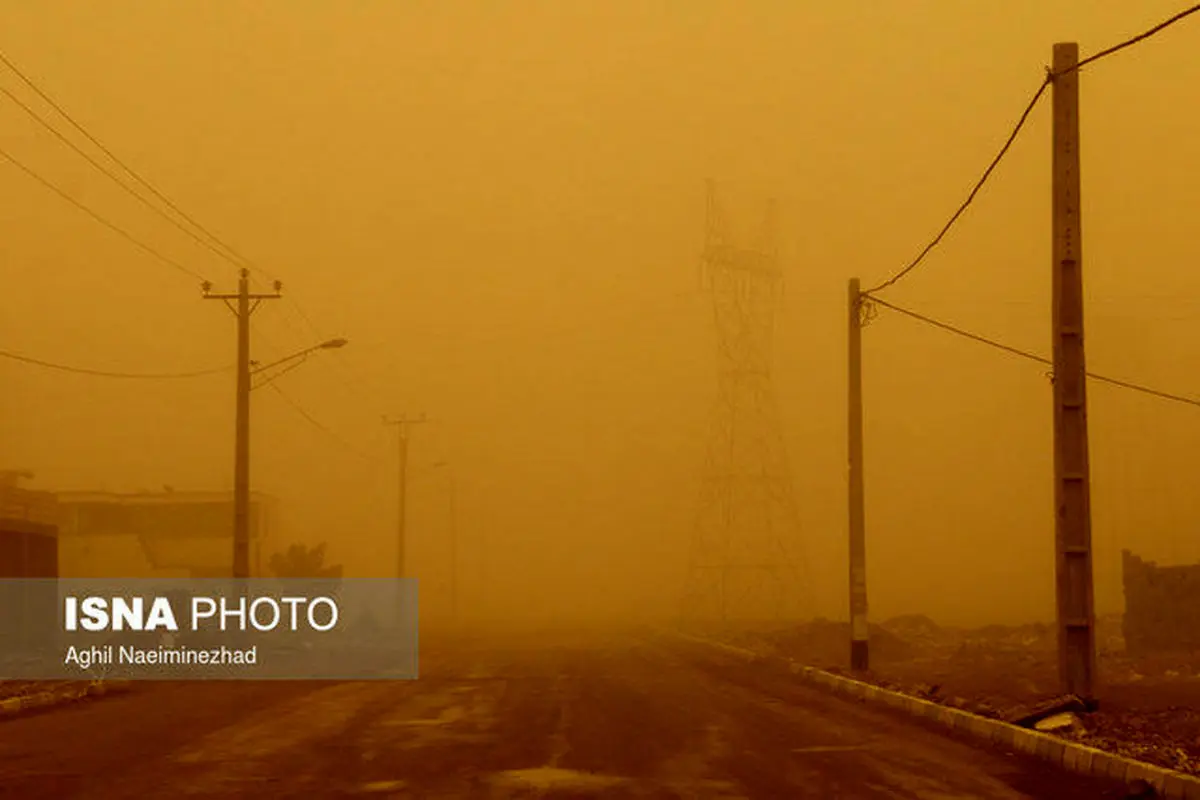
[0,629,1132,798]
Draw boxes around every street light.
[251,338,348,390]
[233,337,348,578]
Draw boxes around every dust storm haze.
[1,1,1198,631]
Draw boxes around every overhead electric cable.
[0,47,402,416]
[0,47,262,277]
[866,294,1200,409]
[866,3,1200,295]
[864,78,1050,294]
[266,382,378,462]
[1072,3,1200,73]
[0,347,229,379]
[0,82,242,273]
[0,143,208,281]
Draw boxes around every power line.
[0,82,241,275]
[266,381,333,434]
[265,381,379,463]
[249,324,395,458]
[1073,3,1200,73]
[865,294,1048,365]
[0,54,358,378]
[1087,371,1200,409]
[245,329,374,460]
[0,48,267,280]
[865,3,1200,296]
[864,294,1200,409]
[864,77,1050,294]
[0,142,209,281]
[0,347,229,379]
[0,51,391,484]
[0,49,386,414]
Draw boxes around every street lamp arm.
[250,348,315,376]
[250,338,348,377]
[251,356,310,391]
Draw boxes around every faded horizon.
[2,1,1199,629]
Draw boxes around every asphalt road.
[0,629,1131,798]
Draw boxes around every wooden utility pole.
[203,268,281,579]
[1050,42,1096,701]
[384,414,426,579]
[847,278,869,670]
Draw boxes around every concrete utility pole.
[847,278,869,671]
[477,520,489,623]
[1050,42,1096,701]
[203,268,282,579]
[383,415,426,579]
[448,472,458,626]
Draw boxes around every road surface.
[0,629,1130,798]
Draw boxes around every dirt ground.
[741,615,1200,777]
[0,680,84,703]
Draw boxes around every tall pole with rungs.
[1050,42,1096,702]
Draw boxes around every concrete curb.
[0,680,133,721]
[673,633,1200,800]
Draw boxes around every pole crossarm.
[383,414,428,431]
[203,271,282,319]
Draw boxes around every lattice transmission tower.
[681,180,811,626]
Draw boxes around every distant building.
[1122,549,1200,656]
[54,490,277,579]
[0,471,58,578]
[0,473,57,651]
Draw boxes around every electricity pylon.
[681,180,811,627]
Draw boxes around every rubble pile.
[1096,613,1128,654]
[752,613,1200,776]
[875,614,945,647]
[758,618,915,667]
[1064,705,1200,775]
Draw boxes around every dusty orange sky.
[1,2,1197,626]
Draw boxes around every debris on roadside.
[731,614,1200,776]
[1032,712,1081,732]
[0,680,81,702]
[1004,694,1093,728]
